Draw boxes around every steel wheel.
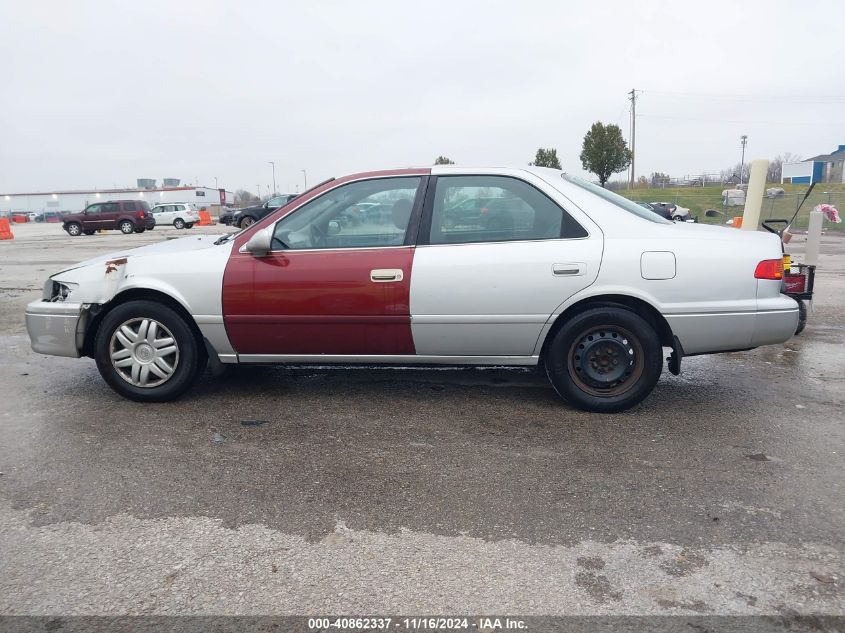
[567,325,644,397]
[109,317,180,388]
[119,220,134,234]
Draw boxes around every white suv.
[150,203,201,229]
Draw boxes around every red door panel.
[223,247,415,355]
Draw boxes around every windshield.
[561,174,671,224]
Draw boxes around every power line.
[640,90,845,103]
[638,113,838,127]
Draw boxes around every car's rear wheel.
[185,222,194,229]
[174,218,185,229]
[94,300,205,402]
[119,220,135,234]
[239,216,255,229]
[66,222,82,236]
[544,307,663,413]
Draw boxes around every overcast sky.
[2,0,844,194]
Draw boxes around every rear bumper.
[665,296,799,355]
[145,217,156,229]
[25,300,86,357]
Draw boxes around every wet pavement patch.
[240,419,271,427]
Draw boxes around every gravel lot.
[0,222,843,618]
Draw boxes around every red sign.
[219,188,226,205]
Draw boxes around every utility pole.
[257,184,261,200]
[628,89,637,190]
[301,169,308,191]
[268,162,276,196]
[739,135,748,184]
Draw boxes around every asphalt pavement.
[0,222,842,618]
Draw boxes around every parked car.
[150,203,200,229]
[233,194,298,228]
[26,166,798,412]
[647,201,691,221]
[62,200,155,236]
[218,207,238,226]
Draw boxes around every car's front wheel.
[544,307,663,413]
[239,216,255,229]
[119,220,135,234]
[94,300,205,402]
[174,218,185,229]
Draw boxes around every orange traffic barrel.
[0,217,13,240]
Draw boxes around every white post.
[805,209,824,266]
[741,159,768,231]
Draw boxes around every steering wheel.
[310,222,327,248]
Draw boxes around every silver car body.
[26,166,798,369]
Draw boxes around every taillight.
[136,210,145,219]
[754,259,784,280]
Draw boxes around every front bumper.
[25,300,87,358]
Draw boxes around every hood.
[54,234,222,275]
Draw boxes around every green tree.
[434,155,455,165]
[579,122,632,187]
[530,148,562,169]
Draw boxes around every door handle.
[552,263,586,276]
[370,269,404,283]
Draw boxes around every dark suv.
[232,194,298,228]
[63,200,156,236]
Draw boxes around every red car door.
[223,171,429,357]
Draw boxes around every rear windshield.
[561,174,671,224]
[139,201,151,212]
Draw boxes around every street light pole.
[301,169,307,191]
[257,184,261,200]
[740,135,748,184]
[268,162,276,196]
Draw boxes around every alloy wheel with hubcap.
[174,218,185,229]
[120,221,134,234]
[66,223,82,236]
[94,300,205,402]
[109,317,179,388]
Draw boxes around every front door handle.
[552,263,586,276]
[370,269,404,283]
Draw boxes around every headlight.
[43,279,78,302]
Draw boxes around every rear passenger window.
[124,201,137,211]
[427,175,586,245]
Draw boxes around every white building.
[0,183,234,215]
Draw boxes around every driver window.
[271,177,421,250]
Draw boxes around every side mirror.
[243,227,273,257]
[327,220,341,236]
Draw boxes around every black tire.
[94,300,205,402]
[184,223,194,229]
[544,307,663,413]
[65,222,82,236]
[174,218,185,229]
[134,228,145,233]
[83,229,96,236]
[119,220,135,234]
[795,300,807,335]
[239,215,255,229]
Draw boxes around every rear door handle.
[370,269,404,283]
[552,263,586,276]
